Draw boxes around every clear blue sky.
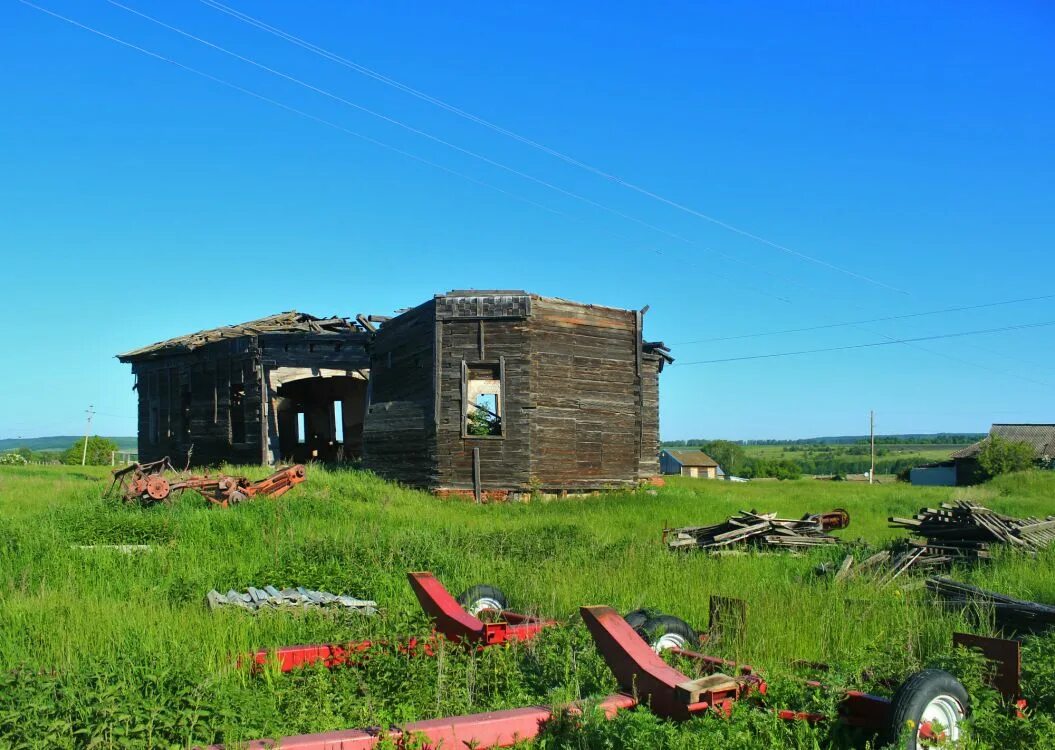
[1,0,1052,442]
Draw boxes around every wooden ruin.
[118,291,671,496]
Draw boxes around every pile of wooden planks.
[889,501,1055,563]
[927,577,1055,633]
[666,509,850,552]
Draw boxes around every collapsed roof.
[117,311,366,362]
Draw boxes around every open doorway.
[273,375,367,462]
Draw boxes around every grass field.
[2,465,1055,748]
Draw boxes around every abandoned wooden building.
[118,291,672,496]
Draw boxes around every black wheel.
[641,614,700,652]
[624,608,650,631]
[885,669,969,749]
[456,584,508,616]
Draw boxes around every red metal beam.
[205,694,639,749]
[580,605,748,720]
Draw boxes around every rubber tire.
[885,669,970,750]
[456,584,508,615]
[624,608,651,631]
[641,614,700,651]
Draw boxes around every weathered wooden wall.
[131,332,370,467]
[363,292,662,493]
[361,301,437,486]
[132,339,262,466]
[529,297,644,490]
[435,310,532,492]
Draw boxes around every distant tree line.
[661,433,983,448]
[0,437,121,466]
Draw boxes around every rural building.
[948,424,1055,484]
[118,291,671,497]
[911,424,1055,487]
[117,312,372,466]
[659,449,720,478]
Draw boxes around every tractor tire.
[624,609,651,631]
[641,614,700,652]
[456,584,508,616]
[885,669,969,749]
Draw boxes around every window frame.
[461,357,506,440]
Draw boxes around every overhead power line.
[106,0,824,304]
[671,294,1055,345]
[198,0,907,295]
[17,0,580,222]
[22,0,802,307]
[673,320,1055,366]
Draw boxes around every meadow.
[2,465,1055,748]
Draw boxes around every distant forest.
[661,433,984,447]
[0,436,137,453]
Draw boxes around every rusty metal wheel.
[145,475,171,502]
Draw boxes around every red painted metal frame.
[407,571,554,645]
[251,572,555,673]
[580,605,764,720]
[226,600,1026,749]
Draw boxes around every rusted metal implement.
[215,596,1020,750]
[251,572,556,672]
[107,460,306,507]
[666,508,850,551]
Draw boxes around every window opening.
[230,383,246,444]
[334,400,344,443]
[465,363,502,436]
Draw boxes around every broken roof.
[663,449,720,468]
[117,311,363,362]
[951,424,1055,460]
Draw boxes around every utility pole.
[81,405,95,466]
[869,410,875,485]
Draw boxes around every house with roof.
[118,291,673,498]
[910,424,1055,486]
[659,449,721,478]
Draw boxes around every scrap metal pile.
[927,576,1055,633]
[107,457,306,508]
[207,586,377,615]
[666,509,850,552]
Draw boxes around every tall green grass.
[1,465,1054,747]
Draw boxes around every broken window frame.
[461,357,505,439]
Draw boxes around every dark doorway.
[274,376,367,462]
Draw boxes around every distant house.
[660,449,720,478]
[911,424,1055,487]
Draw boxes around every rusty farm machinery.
[106,456,306,508]
[215,570,1023,750]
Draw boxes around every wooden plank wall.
[361,301,437,486]
[435,316,532,491]
[529,298,644,489]
[132,339,261,466]
[638,353,662,479]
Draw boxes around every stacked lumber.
[666,509,850,552]
[889,501,1055,563]
[927,577,1055,633]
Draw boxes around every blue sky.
[1,0,1052,441]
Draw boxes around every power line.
[105,0,816,304]
[672,320,1055,366]
[199,0,907,295]
[671,294,1055,345]
[26,0,797,307]
[17,0,576,222]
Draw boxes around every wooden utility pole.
[81,405,95,466]
[869,410,875,485]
